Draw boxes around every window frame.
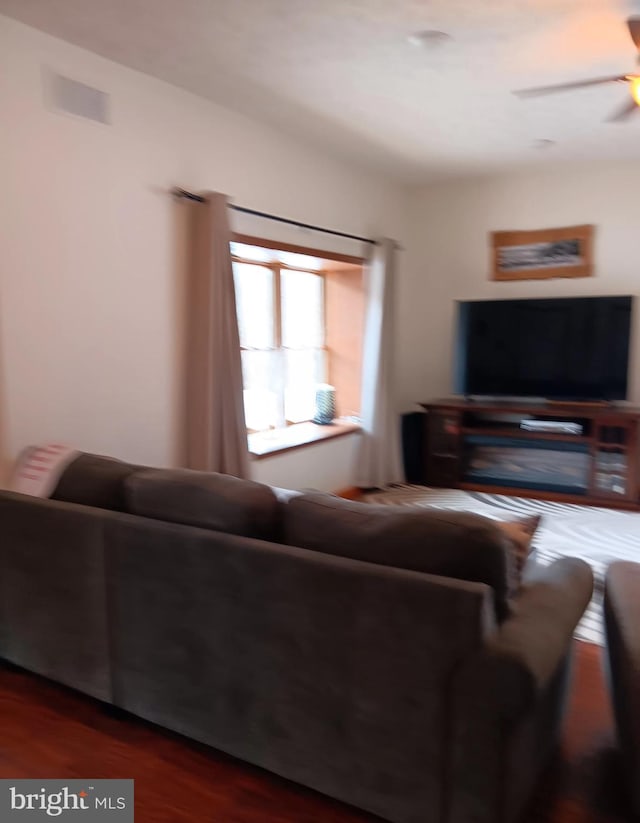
[232,234,365,268]
[231,234,365,434]
[232,256,327,430]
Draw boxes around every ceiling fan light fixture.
[515,16,640,123]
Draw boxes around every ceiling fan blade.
[607,97,639,122]
[628,17,640,50]
[514,75,627,97]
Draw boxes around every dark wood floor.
[526,642,631,823]
[0,641,632,822]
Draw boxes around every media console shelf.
[419,398,640,509]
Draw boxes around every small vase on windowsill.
[313,384,336,425]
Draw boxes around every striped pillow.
[10,444,79,498]
[495,515,542,598]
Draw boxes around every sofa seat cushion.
[125,468,280,541]
[282,493,512,620]
[51,452,139,511]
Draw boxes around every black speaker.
[401,412,426,484]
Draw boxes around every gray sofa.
[604,561,640,816]
[0,453,593,823]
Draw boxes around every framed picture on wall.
[490,224,594,281]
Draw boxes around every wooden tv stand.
[419,398,640,509]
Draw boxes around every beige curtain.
[355,238,403,488]
[185,192,250,478]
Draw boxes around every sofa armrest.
[448,558,593,823]
[604,562,640,814]
[474,557,594,717]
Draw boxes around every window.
[231,237,365,434]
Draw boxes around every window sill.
[249,419,362,460]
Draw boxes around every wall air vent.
[45,71,110,125]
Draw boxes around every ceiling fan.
[514,16,640,122]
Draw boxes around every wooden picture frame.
[490,224,594,281]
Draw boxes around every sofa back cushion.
[282,493,512,620]
[51,453,139,511]
[125,468,280,541]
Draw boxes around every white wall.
[11,14,634,490]
[251,434,362,493]
[399,163,640,410]
[0,14,407,488]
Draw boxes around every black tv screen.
[455,296,633,401]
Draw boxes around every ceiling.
[3,0,640,182]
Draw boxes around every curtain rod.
[171,187,377,245]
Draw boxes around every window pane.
[281,270,324,349]
[278,251,323,271]
[284,349,327,423]
[230,242,324,270]
[233,263,274,349]
[241,350,283,431]
[230,242,273,263]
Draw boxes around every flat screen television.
[454,296,633,401]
